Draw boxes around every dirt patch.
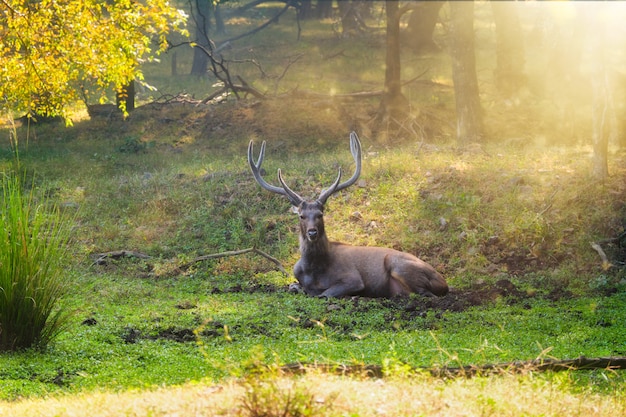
[209,283,281,294]
[199,98,369,144]
[411,279,531,312]
[118,323,229,344]
[150,328,196,343]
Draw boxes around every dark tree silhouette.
[588,4,610,179]
[190,0,212,76]
[116,81,135,113]
[379,0,408,122]
[316,0,333,19]
[189,0,225,76]
[404,1,443,53]
[449,1,483,146]
[491,2,526,99]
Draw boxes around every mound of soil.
[117,323,228,344]
[403,279,534,314]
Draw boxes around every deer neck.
[299,233,331,265]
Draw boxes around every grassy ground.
[2,371,626,417]
[1,2,626,415]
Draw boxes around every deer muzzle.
[306,228,319,241]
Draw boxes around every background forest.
[1,1,626,416]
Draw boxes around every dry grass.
[2,371,624,417]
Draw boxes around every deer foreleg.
[317,277,365,298]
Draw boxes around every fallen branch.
[91,250,152,265]
[285,69,431,100]
[199,77,265,103]
[150,93,205,106]
[201,87,230,104]
[289,88,383,99]
[430,356,626,377]
[234,76,266,99]
[538,189,558,216]
[282,356,626,379]
[591,242,612,270]
[593,230,626,269]
[180,247,288,276]
[92,247,287,276]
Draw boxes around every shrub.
[240,375,335,417]
[0,174,71,351]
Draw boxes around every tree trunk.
[405,1,443,53]
[379,0,408,122]
[316,0,333,19]
[190,0,212,76]
[449,1,483,146]
[491,2,526,99]
[116,80,135,113]
[337,0,359,36]
[299,0,313,20]
[589,4,610,180]
[170,51,177,76]
[190,44,209,77]
[214,3,225,35]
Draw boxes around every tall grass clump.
[240,372,337,417]
[0,174,71,351]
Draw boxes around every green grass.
[1,1,626,412]
[0,260,626,399]
[1,265,625,400]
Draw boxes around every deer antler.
[248,131,362,207]
[318,131,362,205]
[248,140,304,206]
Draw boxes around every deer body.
[295,242,447,298]
[248,132,448,298]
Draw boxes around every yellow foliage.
[0,0,187,119]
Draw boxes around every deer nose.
[307,229,318,240]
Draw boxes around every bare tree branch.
[591,242,612,270]
[273,53,304,93]
[220,2,292,44]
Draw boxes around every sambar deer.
[248,132,448,298]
